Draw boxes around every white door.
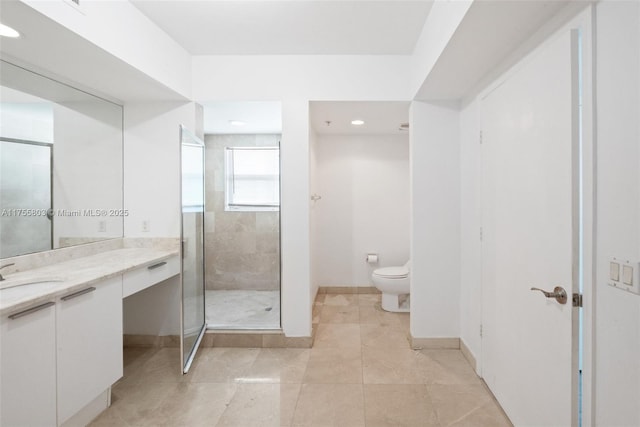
[481,30,580,426]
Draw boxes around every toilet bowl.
[371,261,410,312]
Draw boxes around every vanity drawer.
[122,255,180,298]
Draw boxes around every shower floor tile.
[205,290,280,329]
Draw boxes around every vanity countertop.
[0,247,179,316]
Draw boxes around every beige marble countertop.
[0,247,179,316]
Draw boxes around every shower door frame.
[179,125,207,374]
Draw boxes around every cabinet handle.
[147,261,167,270]
[61,287,96,301]
[8,301,55,320]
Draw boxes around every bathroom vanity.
[0,241,179,426]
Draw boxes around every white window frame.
[224,146,280,212]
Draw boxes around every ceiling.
[203,100,408,136]
[310,101,409,135]
[166,1,423,135]
[131,0,433,55]
[204,101,282,134]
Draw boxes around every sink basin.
[0,278,65,291]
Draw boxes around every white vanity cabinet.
[123,255,180,297]
[56,276,123,425]
[0,300,57,427]
[0,248,178,426]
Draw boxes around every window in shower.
[224,147,279,211]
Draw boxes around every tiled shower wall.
[204,134,280,291]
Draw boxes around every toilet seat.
[373,266,409,279]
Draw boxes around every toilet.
[371,261,410,312]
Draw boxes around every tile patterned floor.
[91,293,512,427]
[206,290,280,329]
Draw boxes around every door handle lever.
[530,286,568,305]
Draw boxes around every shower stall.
[181,101,282,332]
[203,132,281,330]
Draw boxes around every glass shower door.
[180,126,206,374]
[0,139,52,257]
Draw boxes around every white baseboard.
[410,336,460,350]
[460,339,477,371]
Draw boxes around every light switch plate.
[610,261,620,281]
[608,257,640,296]
[622,265,634,285]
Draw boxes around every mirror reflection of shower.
[203,101,282,330]
[0,138,52,257]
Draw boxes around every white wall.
[458,99,482,366]
[594,1,640,425]
[312,134,410,287]
[21,0,192,99]
[410,0,472,97]
[124,102,199,238]
[122,101,200,336]
[192,55,412,101]
[53,101,123,244]
[309,127,320,303]
[410,101,461,340]
[280,100,312,337]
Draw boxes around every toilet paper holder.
[366,254,378,263]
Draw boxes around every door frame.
[478,6,595,426]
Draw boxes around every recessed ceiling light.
[229,120,246,126]
[351,119,365,126]
[0,23,20,38]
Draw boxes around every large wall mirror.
[0,60,123,258]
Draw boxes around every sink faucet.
[0,263,15,281]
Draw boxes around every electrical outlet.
[142,220,150,233]
[98,220,106,232]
